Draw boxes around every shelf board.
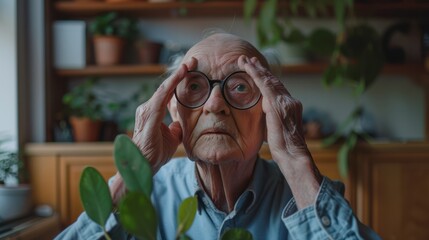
[54,1,246,18]
[54,1,429,18]
[56,64,166,77]
[55,63,428,82]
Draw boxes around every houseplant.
[0,137,32,223]
[136,39,164,65]
[80,135,253,240]
[114,82,158,137]
[62,78,103,142]
[244,0,384,178]
[89,12,138,66]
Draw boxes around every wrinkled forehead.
[182,34,268,75]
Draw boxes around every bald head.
[182,33,269,75]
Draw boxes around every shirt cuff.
[281,177,363,239]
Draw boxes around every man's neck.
[195,158,256,213]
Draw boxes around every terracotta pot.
[70,116,102,142]
[93,35,124,66]
[136,40,163,65]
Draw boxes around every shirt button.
[321,216,331,227]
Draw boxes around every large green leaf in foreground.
[119,191,157,240]
[114,134,153,197]
[176,196,198,237]
[221,228,253,240]
[80,166,113,228]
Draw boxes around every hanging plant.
[243,0,384,178]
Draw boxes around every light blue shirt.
[55,157,381,240]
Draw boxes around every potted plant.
[136,38,164,65]
[89,12,138,66]
[0,137,32,223]
[115,82,158,137]
[62,78,103,142]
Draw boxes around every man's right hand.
[109,57,197,204]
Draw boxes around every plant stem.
[104,230,112,240]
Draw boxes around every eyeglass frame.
[174,70,262,110]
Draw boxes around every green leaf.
[176,196,198,236]
[338,142,350,179]
[244,0,257,22]
[257,0,279,47]
[114,134,153,197]
[334,0,346,28]
[338,131,358,178]
[307,28,336,57]
[221,228,253,240]
[322,65,337,87]
[322,107,362,147]
[290,0,299,15]
[119,192,157,240]
[354,79,365,96]
[79,166,113,228]
[283,28,306,44]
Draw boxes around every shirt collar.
[190,157,269,214]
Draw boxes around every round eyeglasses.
[175,71,261,110]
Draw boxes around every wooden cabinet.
[356,144,429,240]
[26,142,345,227]
[59,156,116,226]
[26,143,114,226]
[26,142,429,238]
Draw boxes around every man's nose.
[203,85,230,115]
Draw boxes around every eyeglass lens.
[175,71,261,109]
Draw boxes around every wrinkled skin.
[110,33,321,211]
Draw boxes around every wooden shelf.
[54,1,247,18]
[55,63,429,82]
[56,64,166,77]
[354,2,429,17]
[53,1,429,19]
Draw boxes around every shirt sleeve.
[281,177,381,240]
[54,212,126,240]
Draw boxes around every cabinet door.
[59,156,116,226]
[362,150,429,240]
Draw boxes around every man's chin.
[188,138,241,163]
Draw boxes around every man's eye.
[189,83,200,91]
[235,84,247,92]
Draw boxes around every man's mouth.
[201,128,230,136]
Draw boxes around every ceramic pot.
[70,116,102,142]
[0,185,32,222]
[93,35,125,66]
[136,40,163,65]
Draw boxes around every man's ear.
[168,96,179,122]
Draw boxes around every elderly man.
[55,33,380,239]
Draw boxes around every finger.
[152,57,198,108]
[238,55,290,99]
[168,121,183,143]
